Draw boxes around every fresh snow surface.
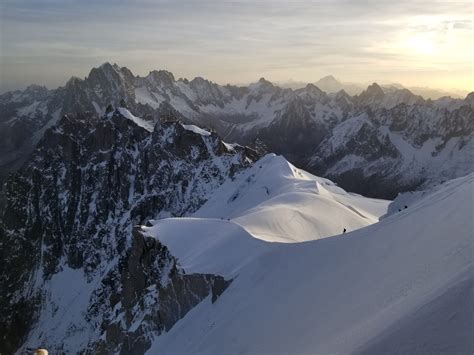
[22,265,100,351]
[193,154,389,243]
[182,124,211,136]
[134,86,164,109]
[117,107,154,132]
[144,153,389,275]
[144,218,270,278]
[145,169,473,355]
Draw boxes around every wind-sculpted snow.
[144,218,270,278]
[0,108,257,354]
[1,63,472,197]
[145,174,474,355]
[192,154,389,243]
[143,154,390,277]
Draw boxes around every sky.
[0,0,473,93]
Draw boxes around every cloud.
[1,0,472,91]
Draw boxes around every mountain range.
[0,105,471,353]
[1,63,473,199]
[280,75,468,99]
[0,65,472,352]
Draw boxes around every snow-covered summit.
[144,153,389,276]
[194,154,388,242]
[145,172,474,355]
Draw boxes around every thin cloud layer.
[1,0,472,92]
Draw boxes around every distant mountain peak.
[367,82,384,93]
[464,92,474,108]
[85,63,132,92]
[335,89,349,98]
[363,82,385,98]
[301,83,327,101]
[314,75,344,93]
[256,77,274,88]
[317,75,339,84]
[249,77,275,93]
[190,76,210,85]
[98,61,116,69]
[65,76,83,87]
[147,70,175,86]
[24,84,49,94]
[94,62,124,76]
[305,83,322,92]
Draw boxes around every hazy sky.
[1,0,473,93]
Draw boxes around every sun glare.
[407,35,437,56]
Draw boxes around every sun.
[407,35,437,56]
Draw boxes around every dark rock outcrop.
[0,109,253,354]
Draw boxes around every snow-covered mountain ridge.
[144,172,474,355]
[142,153,390,281]
[1,63,472,198]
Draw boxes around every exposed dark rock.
[86,228,231,354]
[0,109,254,354]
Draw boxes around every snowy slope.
[117,107,154,131]
[143,218,270,278]
[150,154,389,246]
[144,173,474,354]
[144,154,389,276]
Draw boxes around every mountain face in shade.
[1,63,473,198]
[0,108,257,354]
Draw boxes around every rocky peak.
[388,88,423,106]
[189,76,215,93]
[305,83,324,94]
[335,89,350,100]
[365,82,385,98]
[189,77,226,105]
[298,84,328,103]
[334,89,353,110]
[147,70,176,87]
[190,76,209,86]
[95,62,131,78]
[249,77,275,94]
[23,84,49,98]
[356,83,385,107]
[65,76,84,88]
[87,63,130,91]
[465,92,474,106]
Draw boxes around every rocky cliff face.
[1,63,472,198]
[0,108,255,354]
